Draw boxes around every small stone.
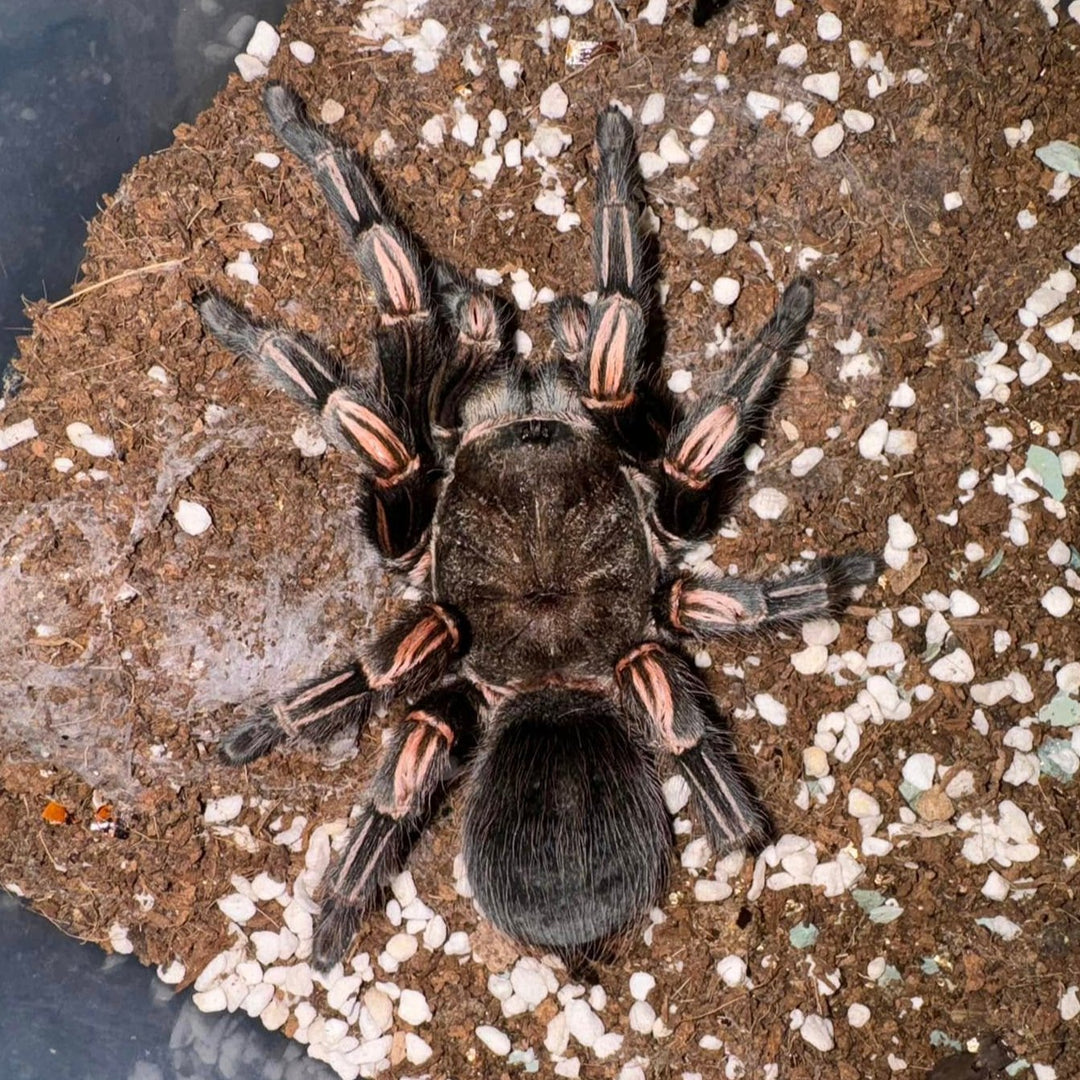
[398,988,433,1026]
[803,747,830,778]
[289,40,315,64]
[754,693,788,727]
[746,91,781,120]
[385,933,418,963]
[943,190,964,210]
[949,590,980,617]
[902,753,937,791]
[234,54,268,82]
[539,83,569,120]
[712,276,741,306]
[791,446,824,476]
[914,786,954,822]
[66,421,115,458]
[817,12,842,39]
[847,789,880,819]
[204,794,244,824]
[320,99,345,125]
[748,487,789,520]
[843,109,875,134]
[812,123,845,158]
[629,971,656,1001]
[175,499,212,536]
[800,1013,835,1051]
[777,43,807,68]
[858,420,889,459]
[217,893,256,923]
[640,92,666,125]
[1041,587,1074,617]
[658,130,690,166]
[847,1003,871,1028]
[928,649,974,684]
[716,954,747,987]
[802,72,841,103]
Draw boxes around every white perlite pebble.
[949,590,980,617]
[659,130,690,166]
[791,447,824,477]
[889,382,916,408]
[777,43,807,68]
[902,753,936,791]
[174,499,212,536]
[746,91,781,120]
[320,99,345,125]
[716,954,747,987]
[817,12,842,39]
[629,1000,657,1034]
[234,54,268,82]
[711,228,738,254]
[802,72,841,103]
[241,221,273,244]
[0,417,38,450]
[712,276,741,306]
[1017,209,1037,230]
[982,870,1011,901]
[66,421,115,458]
[565,999,605,1047]
[226,250,259,285]
[690,110,715,137]
[843,109,875,134]
[157,959,186,985]
[289,40,315,64]
[848,789,880,819]
[1041,587,1074,617]
[943,191,964,210]
[406,1033,433,1065]
[663,773,691,814]
[476,1025,512,1055]
[254,151,280,168]
[216,892,256,923]
[928,649,975,684]
[246,21,280,64]
[667,369,692,394]
[1060,986,1080,1021]
[385,932,418,963]
[398,988,432,1025]
[540,83,569,120]
[847,1003,871,1028]
[792,644,828,674]
[203,794,244,824]
[800,1013,835,1051]
[629,972,656,1001]
[812,124,845,158]
[803,747,830,778]
[638,0,668,25]
[754,693,788,727]
[858,419,888,459]
[748,487,789,520]
[640,93,666,125]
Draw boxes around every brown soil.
[2,1,1078,1078]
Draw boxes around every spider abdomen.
[433,424,654,684]
[462,688,670,957]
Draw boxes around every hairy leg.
[657,554,881,639]
[312,682,479,970]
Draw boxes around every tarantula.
[198,82,878,972]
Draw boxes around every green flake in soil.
[1070,545,1080,571]
[929,1030,963,1050]
[1035,139,1080,177]
[898,779,922,806]
[1037,692,1080,727]
[1038,738,1079,781]
[876,964,902,986]
[979,549,1005,579]
[1024,446,1066,500]
[1005,1060,1032,1076]
[869,900,904,924]
[921,957,941,974]
[789,922,820,948]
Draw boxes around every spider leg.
[217,603,466,765]
[262,82,442,443]
[658,275,815,538]
[312,682,479,971]
[429,277,515,448]
[549,108,668,457]
[197,293,432,561]
[657,554,881,640]
[615,643,771,855]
